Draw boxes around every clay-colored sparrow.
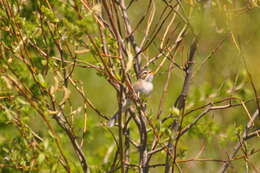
[108,70,154,127]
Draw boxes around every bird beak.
[149,71,154,76]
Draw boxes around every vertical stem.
[138,105,149,173]
[119,0,142,74]
[118,86,125,173]
[124,127,130,173]
[165,38,197,173]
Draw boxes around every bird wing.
[133,80,144,93]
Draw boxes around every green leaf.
[37,153,45,163]
[170,107,180,116]
[43,139,49,150]
[37,73,47,88]
[40,6,59,23]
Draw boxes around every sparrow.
[108,70,154,127]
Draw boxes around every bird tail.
[108,99,130,127]
[107,112,119,127]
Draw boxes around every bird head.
[139,69,154,82]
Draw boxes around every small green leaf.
[38,153,45,163]
[43,139,49,149]
[37,73,47,87]
[41,59,47,66]
[41,6,59,23]
[2,147,9,153]
[170,107,180,116]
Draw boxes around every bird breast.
[133,80,153,95]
